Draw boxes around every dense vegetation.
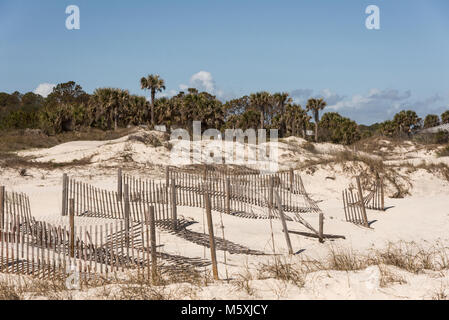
[1,77,448,146]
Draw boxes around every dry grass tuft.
[432,285,449,300]
[378,265,407,288]
[257,258,305,288]
[325,246,371,271]
[233,263,256,296]
[0,279,24,300]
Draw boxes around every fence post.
[165,166,170,187]
[203,167,207,181]
[269,177,274,209]
[289,168,294,192]
[0,186,4,230]
[356,176,369,227]
[380,177,385,211]
[69,198,75,258]
[225,178,231,215]
[274,190,293,254]
[148,206,158,283]
[117,168,123,201]
[319,212,324,243]
[61,174,68,216]
[171,178,177,230]
[124,184,130,246]
[204,192,219,280]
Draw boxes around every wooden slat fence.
[342,176,386,227]
[119,167,321,219]
[62,177,173,222]
[363,178,385,211]
[342,188,369,227]
[0,210,157,283]
[167,166,309,195]
[0,187,33,222]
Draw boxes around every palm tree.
[284,104,310,138]
[441,110,449,124]
[393,110,422,136]
[90,88,114,129]
[250,92,272,129]
[273,92,292,114]
[273,92,292,135]
[306,98,327,142]
[116,89,130,130]
[90,88,130,130]
[126,95,147,126]
[423,114,440,129]
[140,74,166,127]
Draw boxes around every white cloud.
[290,88,345,106]
[34,83,56,97]
[291,88,313,99]
[190,71,216,92]
[319,89,346,106]
[158,89,178,98]
[178,71,227,99]
[328,89,412,112]
[179,84,189,91]
[323,89,449,124]
[158,71,223,99]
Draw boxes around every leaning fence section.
[363,177,385,211]
[342,175,386,228]
[342,188,369,227]
[342,176,371,228]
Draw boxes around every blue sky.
[0,0,448,124]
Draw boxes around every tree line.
[1,76,449,146]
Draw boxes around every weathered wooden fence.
[342,176,369,227]
[0,205,158,283]
[0,186,33,223]
[61,175,173,222]
[118,167,322,219]
[342,188,369,227]
[363,177,385,211]
[342,176,386,227]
